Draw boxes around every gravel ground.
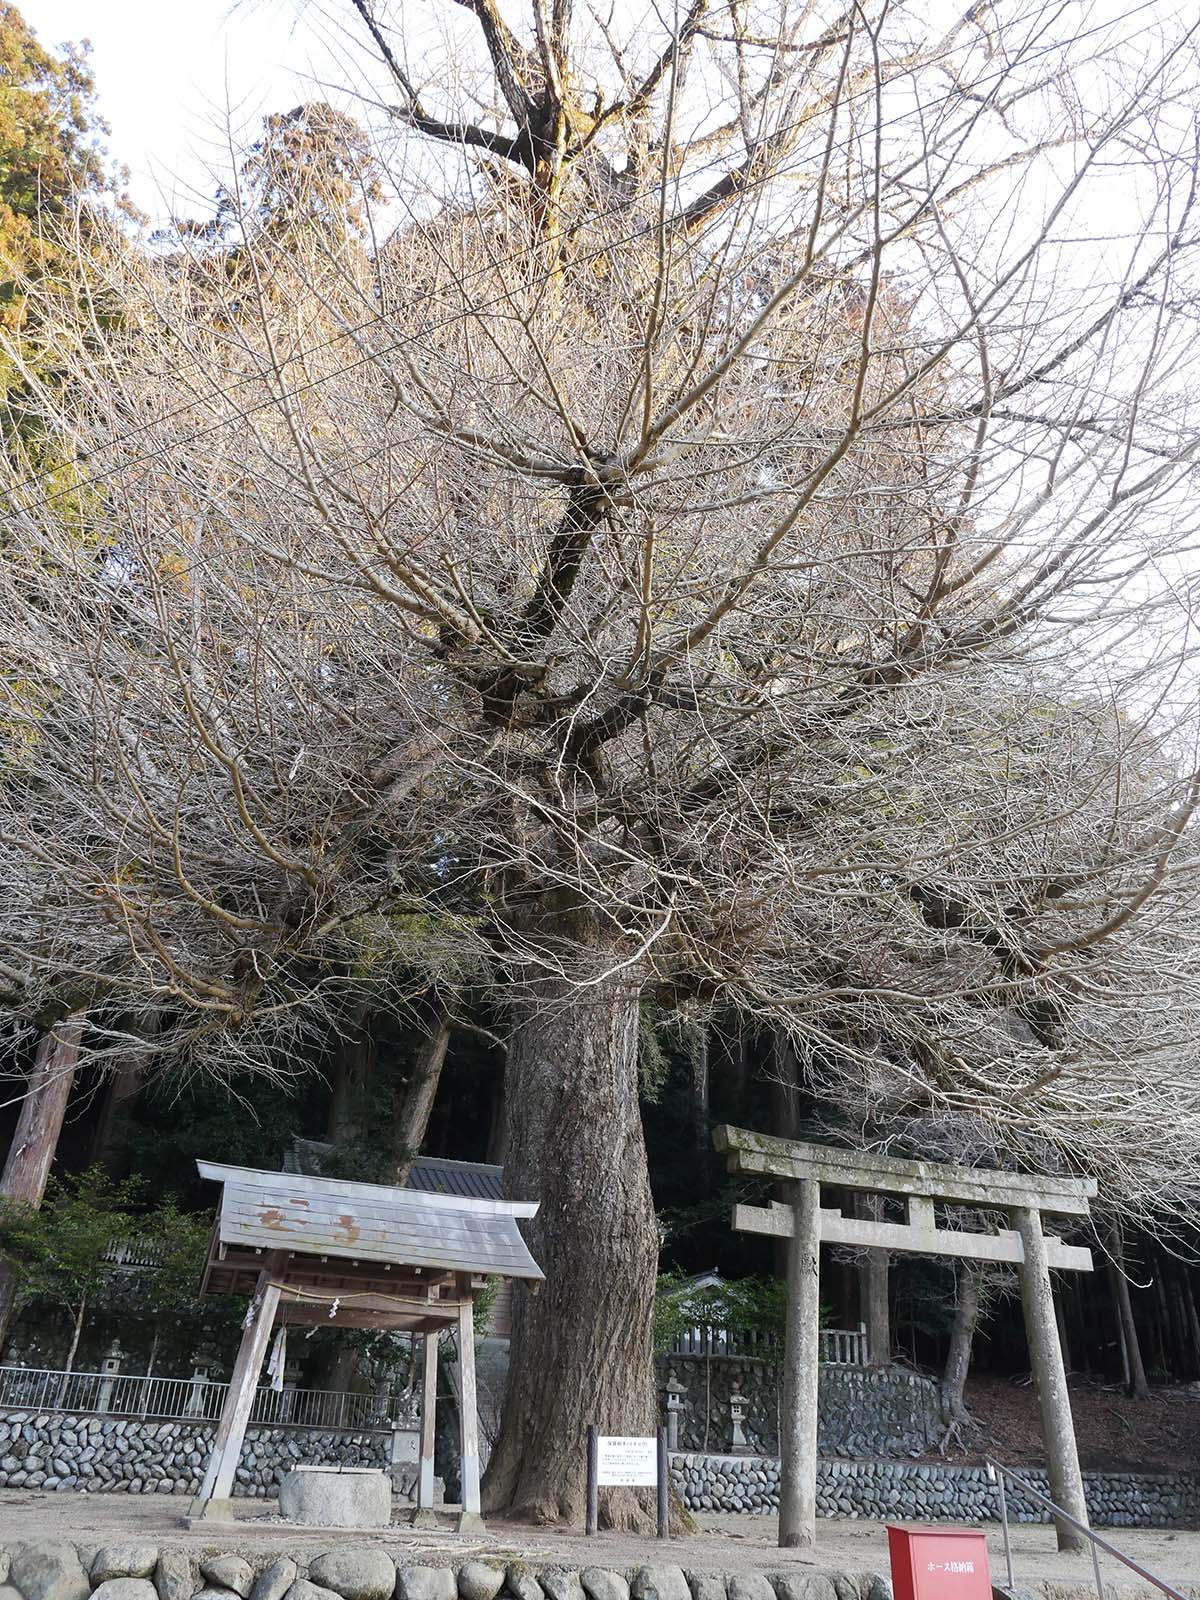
[0,1493,1198,1594]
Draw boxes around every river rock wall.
[657,1357,939,1458]
[670,1452,1200,1529]
[0,1411,387,1495]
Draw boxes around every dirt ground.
[0,1495,1198,1596]
[946,1377,1200,1474]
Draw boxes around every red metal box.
[887,1526,992,1600]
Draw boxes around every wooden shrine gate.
[714,1126,1097,1553]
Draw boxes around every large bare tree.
[5,0,1200,1526]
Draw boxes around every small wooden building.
[286,1145,518,1338]
[189,1160,544,1526]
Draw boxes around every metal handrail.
[985,1456,1188,1600]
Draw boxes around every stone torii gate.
[714,1126,1097,1553]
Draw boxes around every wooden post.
[417,1328,439,1513]
[189,1256,283,1519]
[1013,1207,1088,1552]
[586,1424,599,1534]
[656,1424,669,1538]
[779,1177,821,1549]
[456,1287,483,1529]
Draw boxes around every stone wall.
[0,1543,900,1600]
[669,1452,1200,1529]
[657,1357,939,1458]
[0,1411,387,1496]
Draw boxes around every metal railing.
[667,1323,868,1365]
[985,1457,1187,1600]
[102,1237,167,1268]
[0,1364,416,1433]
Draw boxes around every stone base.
[186,1496,236,1522]
[408,1510,445,1530]
[277,1466,392,1529]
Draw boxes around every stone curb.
[0,1551,901,1600]
[1,1545,1197,1600]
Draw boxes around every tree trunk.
[941,1265,983,1423]
[90,1051,145,1165]
[690,1025,710,1158]
[64,1294,86,1377]
[1114,1288,1131,1387]
[1181,1271,1200,1376]
[0,1016,84,1352]
[327,1002,375,1144]
[393,1012,452,1186]
[1054,1284,1073,1374]
[859,1195,890,1367]
[1109,1227,1149,1400]
[722,1015,753,1120]
[485,1067,507,1167]
[482,939,658,1529]
[770,1032,799,1278]
[1152,1265,1172,1379]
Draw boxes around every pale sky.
[19,1,355,225]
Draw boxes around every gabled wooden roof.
[196,1160,544,1281]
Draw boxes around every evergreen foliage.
[0,1165,140,1369]
[0,3,136,450]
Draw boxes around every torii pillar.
[715,1126,1095,1552]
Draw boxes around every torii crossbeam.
[715,1126,1097,1554]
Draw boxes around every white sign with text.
[596,1435,659,1487]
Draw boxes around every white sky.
[19,1,347,225]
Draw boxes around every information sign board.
[596,1435,659,1487]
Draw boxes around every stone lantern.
[729,1388,750,1454]
[96,1340,124,1413]
[186,1353,215,1417]
[665,1370,687,1451]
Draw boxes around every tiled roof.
[405,1155,505,1201]
[284,1141,506,1201]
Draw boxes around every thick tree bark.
[941,1264,983,1424]
[0,1016,84,1352]
[482,938,658,1529]
[393,1013,451,1186]
[1109,1227,1150,1399]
